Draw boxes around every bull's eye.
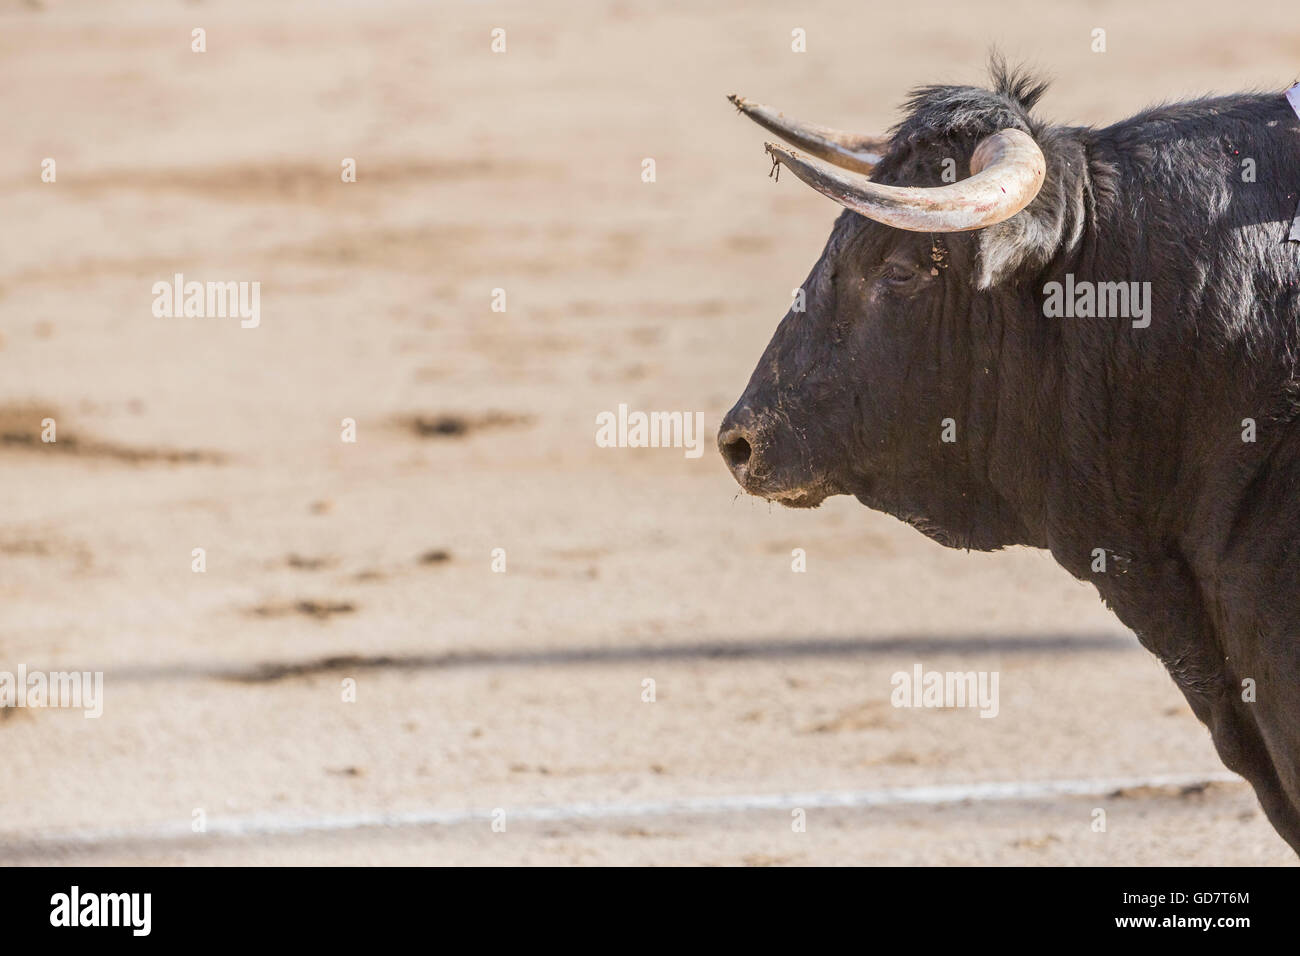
[876,263,927,294]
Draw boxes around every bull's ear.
[973,140,1078,290]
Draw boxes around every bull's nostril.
[718,407,759,481]
[722,435,752,470]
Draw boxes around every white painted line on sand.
[0,771,1243,852]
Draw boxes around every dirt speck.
[400,411,532,439]
[250,599,357,620]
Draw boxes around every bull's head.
[718,68,1069,551]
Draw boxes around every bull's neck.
[986,135,1180,570]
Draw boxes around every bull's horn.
[729,94,886,174]
[764,128,1046,233]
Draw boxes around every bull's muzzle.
[718,402,834,508]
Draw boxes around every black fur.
[718,60,1300,852]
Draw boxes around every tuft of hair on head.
[986,51,1050,113]
[889,52,1050,145]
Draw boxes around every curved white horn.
[765,128,1046,232]
[729,94,886,174]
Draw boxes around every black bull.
[718,67,1300,853]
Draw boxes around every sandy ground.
[1,0,1297,865]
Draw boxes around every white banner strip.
[0,771,1243,851]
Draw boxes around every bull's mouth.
[739,473,839,509]
[769,487,831,509]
